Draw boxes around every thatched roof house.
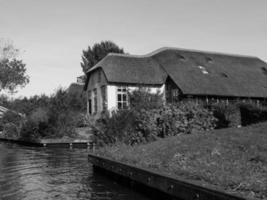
[84,47,267,115]
[85,47,267,98]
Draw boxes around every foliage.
[18,88,85,140]
[0,38,19,60]
[81,40,124,73]
[28,107,51,138]
[239,103,267,126]
[207,101,267,128]
[128,88,164,110]
[0,110,23,127]
[0,39,29,93]
[74,113,88,127]
[96,122,267,199]
[2,123,20,139]
[4,94,51,116]
[20,119,40,142]
[207,102,241,128]
[92,101,217,146]
[1,87,86,117]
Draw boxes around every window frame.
[88,90,92,115]
[117,86,128,109]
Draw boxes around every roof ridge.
[158,47,257,59]
[108,47,257,59]
[87,47,259,73]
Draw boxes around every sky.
[0,0,267,98]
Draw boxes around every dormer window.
[261,67,267,75]
[198,65,209,74]
[206,57,213,63]
[220,73,228,78]
[177,54,186,61]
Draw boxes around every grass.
[95,122,267,200]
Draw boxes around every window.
[171,89,180,102]
[88,91,92,114]
[93,89,97,113]
[206,57,213,63]
[220,73,228,78]
[101,86,107,111]
[177,54,186,61]
[261,67,267,75]
[117,86,128,109]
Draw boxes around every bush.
[92,110,137,146]
[92,101,217,146]
[74,113,88,127]
[239,103,267,126]
[208,103,241,128]
[2,123,20,139]
[49,111,78,138]
[1,110,23,127]
[29,107,51,138]
[0,111,23,139]
[129,88,164,110]
[157,102,217,136]
[1,87,86,140]
[21,108,80,139]
[20,119,40,142]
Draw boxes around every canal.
[0,142,151,200]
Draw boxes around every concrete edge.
[88,153,248,200]
[0,137,93,149]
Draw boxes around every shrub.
[1,87,86,140]
[1,110,23,127]
[2,123,20,139]
[92,101,217,146]
[239,103,267,126]
[49,111,78,138]
[0,111,23,139]
[208,103,241,128]
[20,119,40,142]
[74,113,88,127]
[157,102,217,136]
[92,110,137,146]
[29,107,51,138]
[129,88,164,110]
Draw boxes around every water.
[0,142,151,200]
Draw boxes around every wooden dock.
[0,137,93,149]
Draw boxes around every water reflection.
[0,142,150,200]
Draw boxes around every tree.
[0,38,29,93]
[81,40,124,73]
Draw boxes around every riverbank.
[94,122,267,200]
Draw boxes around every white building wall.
[107,85,118,112]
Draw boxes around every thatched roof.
[85,47,267,98]
[87,54,167,86]
[68,83,84,95]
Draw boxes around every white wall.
[107,85,117,111]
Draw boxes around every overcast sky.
[0,0,266,97]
